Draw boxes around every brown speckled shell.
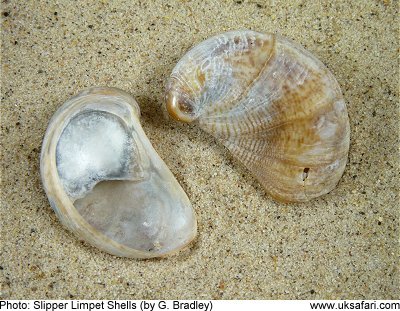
[166,30,350,202]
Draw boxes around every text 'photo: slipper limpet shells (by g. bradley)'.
[40,87,197,258]
[166,30,350,203]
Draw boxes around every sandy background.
[1,0,398,300]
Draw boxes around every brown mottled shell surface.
[166,30,350,202]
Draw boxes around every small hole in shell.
[302,168,310,181]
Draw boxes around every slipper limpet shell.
[166,30,350,202]
[41,87,197,258]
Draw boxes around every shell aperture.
[166,30,350,202]
[41,87,197,258]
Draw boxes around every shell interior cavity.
[41,87,197,258]
[166,30,350,202]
